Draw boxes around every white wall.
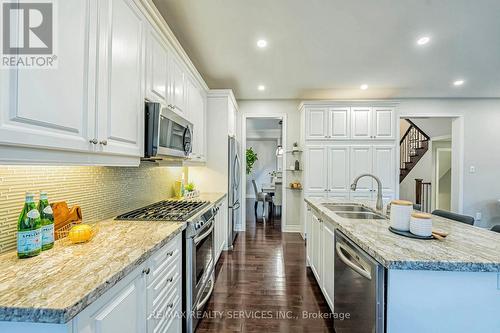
[238,99,500,229]
[246,139,278,198]
[238,100,302,232]
[399,99,500,228]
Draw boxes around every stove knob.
[195,222,200,229]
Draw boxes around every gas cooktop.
[115,200,210,222]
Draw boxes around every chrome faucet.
[350,174,383,211]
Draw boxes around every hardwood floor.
[196,200,334,332]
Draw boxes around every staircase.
[400,120,430,182]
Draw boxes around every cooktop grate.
[115,200,209,222]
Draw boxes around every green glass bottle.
[17,192,42,258]
[38,191,54,251]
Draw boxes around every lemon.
[68,224,93,243]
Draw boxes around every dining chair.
[272,183,282,217]
[431,209,475,225]
[252,179,272,218]
[490,225,500,233]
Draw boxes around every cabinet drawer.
[149,260,181,312]
[148,274,182,333]
[149,235,182,284]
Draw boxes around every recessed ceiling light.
[258,85,266,91]
[416,36,430,46]
[257,39,268,48]
[360,84,368,90]
[453,79,465,86]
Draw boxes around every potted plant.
[246,147,258,175]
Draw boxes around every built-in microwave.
[144,102,193,158]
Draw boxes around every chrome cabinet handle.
[89,138,98,144]
[168,303,174,309]
[99,140,107,146]
[166,250,174,257]
[167,276,174,283]
[142,268,150,275]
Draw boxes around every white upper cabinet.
[0,0,94,153]
[168,56,186,114]
[305,108,328,140]
[227,99,236,137]
[146,28,169,102]
[304,105,395,141]
[373,107,395,139]
[305,147,328,193]
[328,108,350,139]
[327,146,350,192]
[187,77,206,160]
[96,0,145,157]
[350,107,372,140]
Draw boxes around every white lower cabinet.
[214,199,228,263]
[321,222,335,310]
[75,234,182,333]
[306,206,335,312]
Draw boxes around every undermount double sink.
[322,203,386,220]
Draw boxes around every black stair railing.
[400,120,430,182]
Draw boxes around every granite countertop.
[305,198,500,273]
[0,192,227,324]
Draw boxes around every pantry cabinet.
[304,144,396,201]
[303,105,395,141]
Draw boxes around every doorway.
[398,115,463,213]
[241,114,287,232]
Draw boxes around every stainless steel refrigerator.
[228,136,241,249]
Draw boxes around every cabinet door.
[321,222,335,311]
[305,108,328,140]
[305,147,328,193]
[77,266,146,333]
[310,214,321,282]
[305,207,313,265]
[146,28,168,102]
[350,107,372,139]
[227,100,236,137]
[373,145,396,192]
[0,0,94,152]
[187,78,206,160]
[327,146,350,193]
[350,146,373,192]
[373,107,395,139]
[328,108,350,140]
[168,56,186,113]
[96,0,145,157]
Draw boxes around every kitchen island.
[0,192,226,332]
[305,197,500,333]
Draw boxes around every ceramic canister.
[410,212,433,237]
[389,200,413,231]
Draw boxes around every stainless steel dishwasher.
[334,230,385,333]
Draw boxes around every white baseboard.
[282,225,301,233]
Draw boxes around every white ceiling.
[153,0,500,100]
